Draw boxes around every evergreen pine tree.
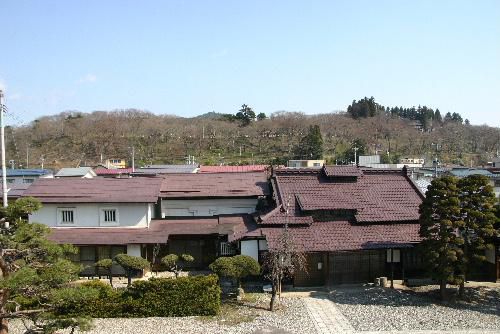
[419,176,463,300]
[456,175,497,296]
[293,125,323,160]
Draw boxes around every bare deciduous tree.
[263,226,307,311]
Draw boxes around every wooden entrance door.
[294,253,325,287]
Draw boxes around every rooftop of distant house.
[0,169,53,177]
[134,164,199,174]
[448,168,493,178]
[55,167,97,177]
[199,165,269,173]
[94,167,134,175]
[160,172,270,198]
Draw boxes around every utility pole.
[26,145,29,169]
[0,90,8,208]
[131,146,135,172]
[353,146,359,166]
[40,155,45,169]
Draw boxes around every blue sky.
[1,0,499,126]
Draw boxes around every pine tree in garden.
[0,197,90,334]
[456,175,497,296]
[419,176,463,300]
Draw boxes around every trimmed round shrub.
[209,255,260,288]
[114,254,149,271]
[161,254,179,268]
[231,255,261,278]
[94,258,113,269]
[209,257,235,278]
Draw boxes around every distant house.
[447,167,499,198]
[55,167,97,178]
[358,155,424,169]
[134,164,199,174]
[95,168,134,178]
[399,157,425,167]
[287,160,325,168]
[358,155,381,166]
[104,158,127,169]
[199,165,269,173]
[0,168,53,185]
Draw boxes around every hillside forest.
[4,97,500,169]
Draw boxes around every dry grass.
[198,293,271,325]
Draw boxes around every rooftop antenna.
[0,90,8,207]
[353,146,359,166]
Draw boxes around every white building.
[23,172,271,273]
[55,167,97,178]
[1,168,53,185]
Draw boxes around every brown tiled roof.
[199,165,269,173]
[271,167,423,223]
[263,221,421,252]
[248,167,424,252]
[160,172,270,198]
[323,165,362,177]
[7,184,31,199]
[259,206,314,226]
[47,215,254,245]
[23,177,162,203]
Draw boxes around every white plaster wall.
[161,198,258,217]
[127,244,142,257]
[29,203,150,228]
[241,240,259,261]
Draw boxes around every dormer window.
[57,208,76,225]
[100,208,119,226]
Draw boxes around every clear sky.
[1,1,499,126]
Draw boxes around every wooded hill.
[4,104,500,169]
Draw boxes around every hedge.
[53,275,221,317]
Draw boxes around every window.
[100,208,119,225]
[386,249,401,263]
[104,209,116,222]
[57,208,76,225]
[23,178,34,184]
[6,179,14,184]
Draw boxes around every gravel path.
[9,286,500,333]
[9,296,316,334]
[329,286,500,332]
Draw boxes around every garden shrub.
[52,280,123,318]
[209,255,260,287]
[114,254,150,286]
[53,275,220,318]
[126,275,220,316]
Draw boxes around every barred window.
[103,209,116,222]
[58,208,76,225]
[61,210,74,223]
[100,208,118,225]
